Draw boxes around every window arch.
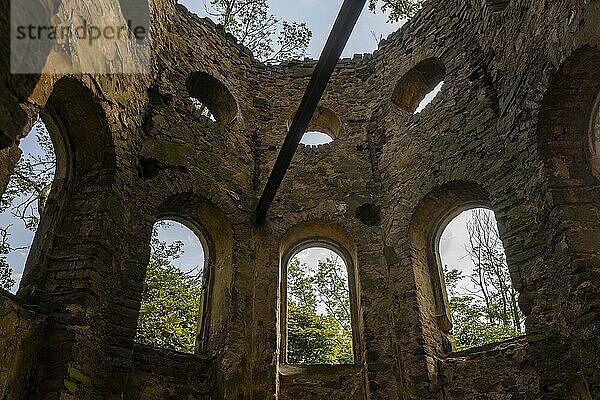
[438,207,523,351]
[14,77,116,301]
[135,219,209,354]
[392,57,446,114]
[290,106,341,147]
[137,193,235,356]
[186,72,238,124]
[409,181,524,354]
[0,117,55,293]
[279,224,363,366]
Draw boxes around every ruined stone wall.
[439,338,540,399]
[124,344,217,399]
[0,291,45,400]
[0,0,598,398]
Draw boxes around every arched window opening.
[284,246,355,365]
[186,72,237,124]
[290,106,341,147]
[0,117,56,294]
[392,57,446,114]
[588,90,600,179]
[300,131,334,147]
[486,0,510,12]
[136,220,208,354]
[439,208,523,351]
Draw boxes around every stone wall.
[0,0,598,398]
[124,344,217,399]
[0,291,46,400]
[439,338,540,399]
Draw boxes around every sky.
[179,0,403,59]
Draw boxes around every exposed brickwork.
[0,0,598,398]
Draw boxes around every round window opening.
[589,92,600,178]
[300,131,334,147]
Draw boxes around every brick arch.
[391,57,446,114]
[138,192,235,356]
[186,71,239,124]
[408,180,492,351]
[14,78,124,398]
[537,46,600,188]
[20,77,117,299]
[278,221,366,370]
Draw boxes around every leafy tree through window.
[286,247,353,365]
[440,208,524,351]
[135,221,207,354]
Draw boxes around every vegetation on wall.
[370,0,424,22]
[206,0,313,63]
[444,209,524,351]
[205,0,424,63]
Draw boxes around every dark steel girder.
[254,0,367,225]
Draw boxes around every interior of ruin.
[0,0,599,398]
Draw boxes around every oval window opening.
[415,81,444,114]
[300,131,333,147]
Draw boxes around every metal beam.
[254,0,367,225]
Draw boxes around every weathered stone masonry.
[0,0,599,398]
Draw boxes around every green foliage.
[0,117,55,292]
[286,256,353,365]
[135,232,204,353]
[207,0,312,63]
[0,227,15,291]
[369,0,425,22]
[1,118,55,230]
[444,210,524,351]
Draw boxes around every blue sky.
[179,0,403,59]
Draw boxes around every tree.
[206,0,312,63]
[369,0,425,22]
[1,117,55,231]
[135,228,205,353]
[0,226,16,291]
[444,210,524,351]
[0,117,55,292]
[286,255,353,364]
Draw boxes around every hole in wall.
[355,203,381,226]
[486,0,510,13]
[186,72,237,124]
[414,81,444,114]
[290,106,342,147]
[392,57,446,114]
[300,131,333,147]
[438,208,524,351]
